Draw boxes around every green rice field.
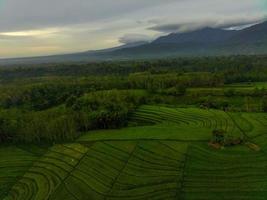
[1,105,267,200]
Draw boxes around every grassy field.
[226,82,267,88]
[1,105,267,199]
[187,82,267,96]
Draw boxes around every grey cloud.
[0,0,177,32]
[149,24,184,33]
[0,0,267,58]
[217,17,266,29]
[119,34,154,44]
[149,18,265,33]
[0,0,265,33]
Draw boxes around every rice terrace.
[2,0,267,199]
[1,101,267,199]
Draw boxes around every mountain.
[227,21,267,44]
[1,21,267,65]
[105,21,267,58]
[153,27,237,44]
[82,41,149,54]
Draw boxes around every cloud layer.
[0,0,266,58]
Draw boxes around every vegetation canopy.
[1,56,267,199]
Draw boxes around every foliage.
[0,56,267,143]
[1,54,267,199]
[263,96,267,112]
[0,106,78,143]
[71,90,147,130]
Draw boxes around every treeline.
[128,72,223,91]
[0,76,128,110]
[0,70,265,114]
[1,56,267,143]
[0,72,223,110]
[0,90,147,143]
[1,55,267,83]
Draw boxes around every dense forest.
[1,55,267,82]
[0,55,267,143]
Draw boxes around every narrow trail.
[225,112,250,140]
[175,143,191,199]
[104,141,139,199]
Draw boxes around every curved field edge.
[1,105,267,200]
[77,125,211,142]
[78,105,267,142]
[0,145,48,199]
[2,141,267,200]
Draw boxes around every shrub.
[211,129,225,144]
[211,129,243,147]
[224,89,235,97]
[72,90,147,131]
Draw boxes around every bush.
[0,109,21,142]
[211,129,243,147]
[199,96,229,110]
[14,107,78,143]
[164,85,187,96]
[224,89,235,97]
[72,90,147,131]
[211,129,225,144]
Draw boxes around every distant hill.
[153,27,237,44]
[108,21,267,58]
[1,21,267,65]
[227,21,267,44]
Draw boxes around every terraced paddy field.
[187,82,267,98]
[1,105,267,200]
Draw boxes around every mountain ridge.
[1,21,267,65]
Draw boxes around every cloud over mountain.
[0,0,266,58]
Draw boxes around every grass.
[181,143,267,199]
[0,145,45,199]
[79,105,245,142]
[186,82,267,111]
[226,82,267,88]
[78,124,211,142]
[1,105,267,199]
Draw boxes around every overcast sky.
[0,0,266,58]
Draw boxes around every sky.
[0,0,266,58]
